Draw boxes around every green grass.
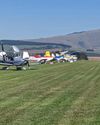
[0,61,100,125]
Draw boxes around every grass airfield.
[0,61,100,125]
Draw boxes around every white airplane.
[54,50,77,63]
[22,51,54,64]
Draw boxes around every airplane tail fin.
[22,51,30,60]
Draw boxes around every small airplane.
[53,50,77,63]
[22,51,54,64]
[0,42,30,70]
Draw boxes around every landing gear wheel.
[16,67,22,70]
[39,59,47,64]
[59,59,66,63]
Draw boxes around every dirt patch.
[88,56,100,61]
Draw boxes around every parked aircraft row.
[0,43,77,70]
[22,50,77,63]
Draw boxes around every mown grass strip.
[0,61,100,125]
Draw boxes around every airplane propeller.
[1,42,4,51]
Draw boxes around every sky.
[0,0,100,40]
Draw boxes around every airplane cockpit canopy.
[5,45,21,58]
[12,46,20,53]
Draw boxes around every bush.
[71,52,88,60]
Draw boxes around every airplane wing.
[0,62,13,66]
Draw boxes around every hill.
[0,40,71,51]
[1,29,100,50]
[29,29,100,49]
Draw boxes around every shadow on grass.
[0,67,38,71]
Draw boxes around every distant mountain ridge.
[1,29,100,50]
[28,29,100,49]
